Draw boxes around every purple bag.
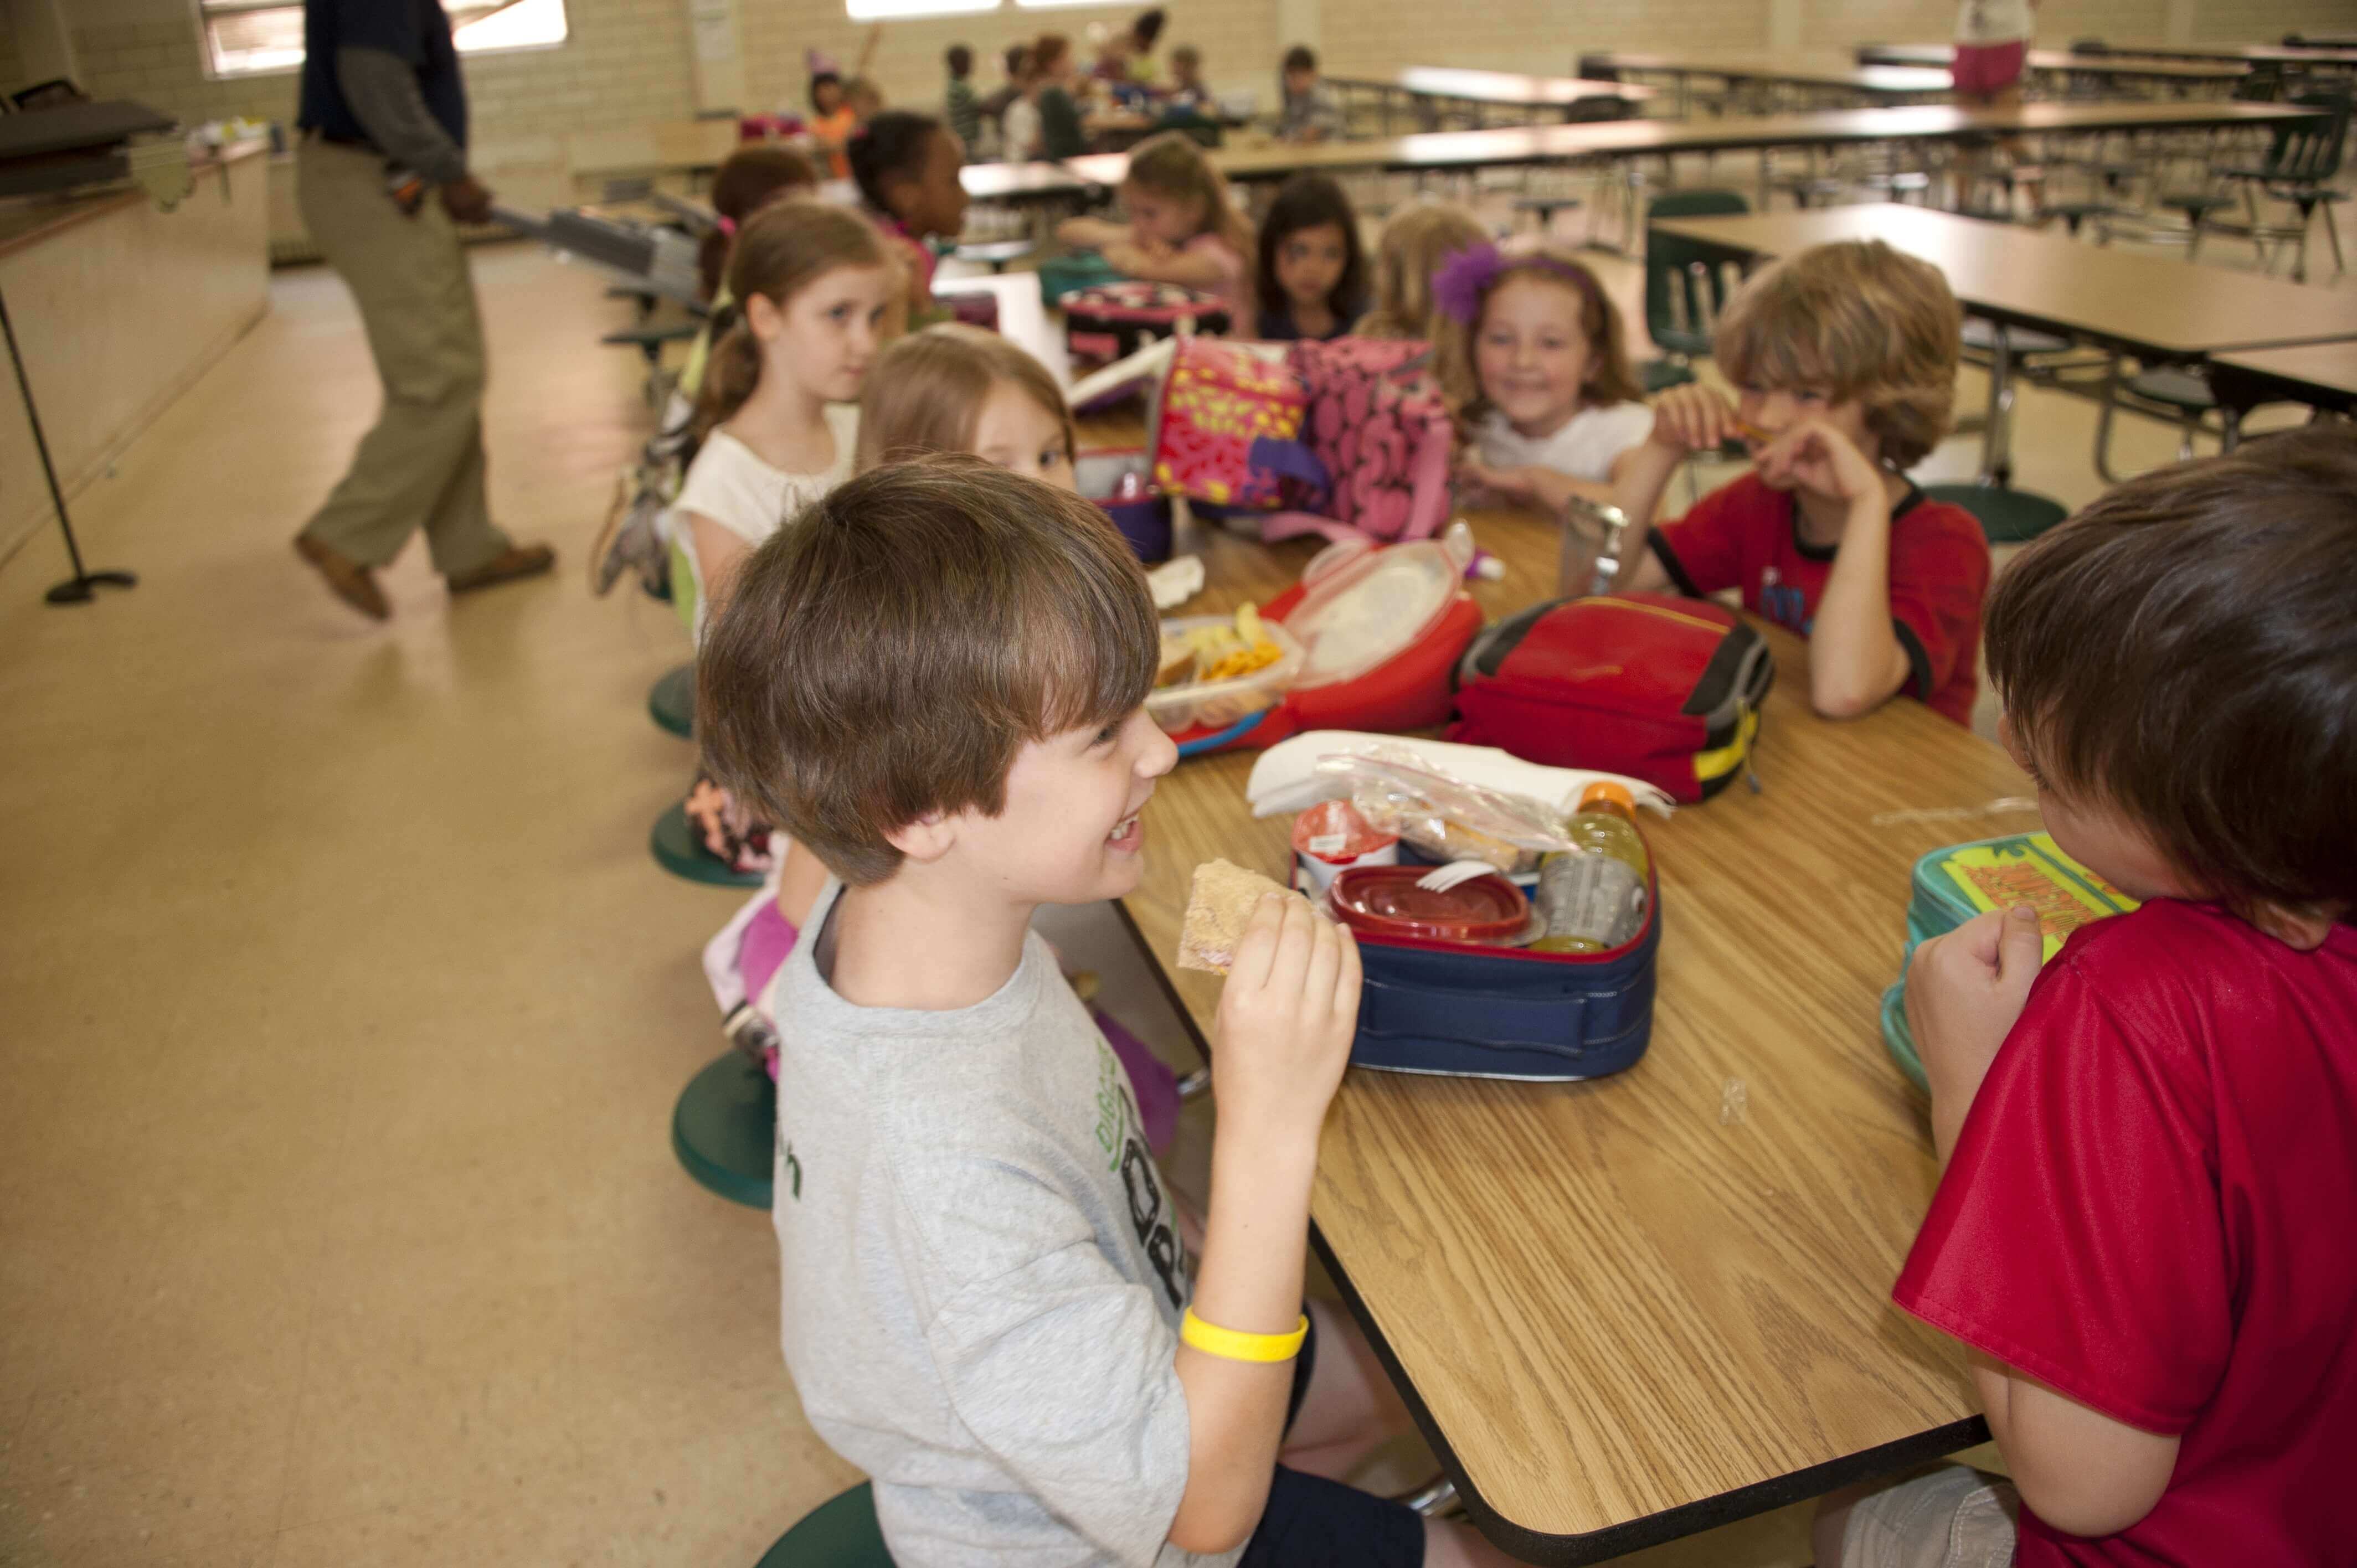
[1263,338,1457,546]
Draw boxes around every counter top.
[0,138,269,261]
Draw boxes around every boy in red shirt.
[1611,240,1988,724]
[1818,428,2357,1566]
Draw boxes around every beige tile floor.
[0,200,2341,1566]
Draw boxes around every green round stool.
[651,801,765,888]
[755,1483,893,1567]
[673,1051,775,1209]
[648,663,695,739]
[1923,482,2070,545]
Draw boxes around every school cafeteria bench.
[1113,500,2032,1563]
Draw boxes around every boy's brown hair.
[1358,201,1488,342]
[1987,426,2357,926]
[697,456,1159,886]
[1713,239,1960,471]
[855,324,1074,472]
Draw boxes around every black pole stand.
[0,282,136,605]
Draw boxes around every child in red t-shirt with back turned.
[1609,239,1988,724]
[1818,427,2357,1567]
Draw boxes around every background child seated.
[1001,49,1044,159]
[1825,427,2357,1566]
[857,324,1075,490]
[1435,240,1650,511]
[1358,201,1489,342]
[1031,33,1090,159]
[1255,173,1367,341]
[1608,239,1987,724]
[1165,43,1213,112]
[1058,131,1256,330]
[848,111,970,327]
[697,457,1519,1568]
[1277,44,1344,141]
[696,146,819,306]
[805,26,882,177]
[943,44,981,153]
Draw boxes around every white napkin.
[1244,730,1676,820]
[1145,554,1205,610]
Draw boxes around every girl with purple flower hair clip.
[1433,239,1651,518]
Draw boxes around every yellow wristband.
[1180,1308,1309,1364]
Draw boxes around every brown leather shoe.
[446,541,557,595]
[293,534,390,621]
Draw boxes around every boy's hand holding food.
[1756,416,1885,506]
[1217,890,1361,1136]
[1180,860,1361,1137]
[1907,904,2044,1162]
[1645,384,1743,455]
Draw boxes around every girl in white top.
[1435,239,1654,517]
[676,197,900,631]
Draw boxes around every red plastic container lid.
[1327,866,1530,943]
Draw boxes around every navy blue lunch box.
[1344,851,1661,1081]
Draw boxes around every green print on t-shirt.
[1095,1040,1184,1311]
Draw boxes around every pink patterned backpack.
[1147,338,1313,510]
[1263,338,1457,545]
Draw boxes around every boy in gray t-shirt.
[697,457,1519,1568]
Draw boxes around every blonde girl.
[1434,240,1650,514]
[857,325,1078,491]
[1057,131,1256,332]
[680,198,898,618]
[1357,200,1488,342]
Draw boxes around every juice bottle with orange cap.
[1531,782,1651,954]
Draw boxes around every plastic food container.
[1326,865,1532,946]
[1881,831,2140,1090]
[1077,449,1170,563]
[1284,532,1470,693]
[1290,801,1399,894]
[1146,616,1305,736]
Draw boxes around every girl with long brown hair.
[1056,131,1257,332]
[677,198,898,624]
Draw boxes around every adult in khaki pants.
[294,0,551,620]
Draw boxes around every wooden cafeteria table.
[1854,43,2248,90]
[1650,202,2357,484]
[1046,99,2318,210]
[1326,69,1657,132]
[2063,40,2357,69]
[1577,52,1957,114]
[1651,202,2357,359]
[1114,503,2029,1562]
[2204,342,2357,437]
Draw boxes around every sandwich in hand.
[1176,858,1294,975]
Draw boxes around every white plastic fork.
[1413,859,1500,894]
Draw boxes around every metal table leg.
[1978,324,2017,487]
